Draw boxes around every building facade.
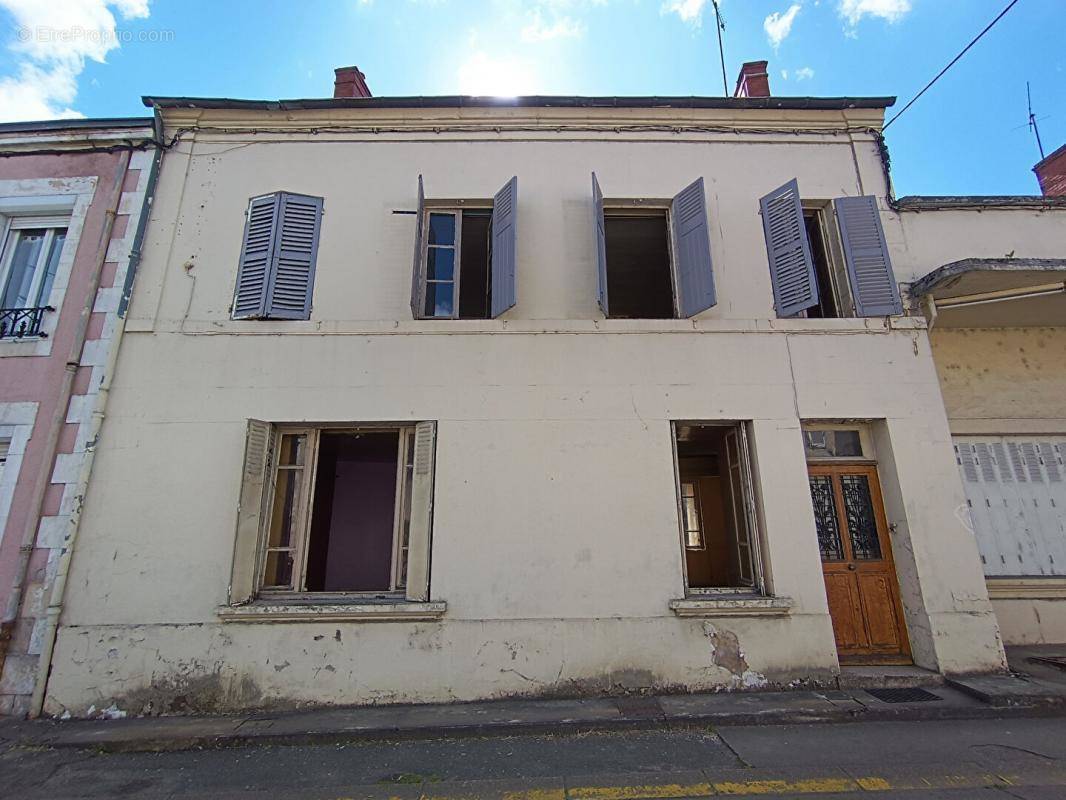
[35,72,1021,717]
[0,119,158,717]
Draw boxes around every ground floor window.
[673,422,761,592]
[954,436,1066,577]
[230,421,437,604]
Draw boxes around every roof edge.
[0,116,154,134]
[897,195,1066,210]
[142,94,896,112]
[911,257,1066,297]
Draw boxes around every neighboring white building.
[40,66,1019,717]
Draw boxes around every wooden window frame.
[416,201,492,321]
[602,200,682,319]
[798,201,854,319]
[671,420,766,596]
[257,423,418,601]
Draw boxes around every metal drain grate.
[866,687,942,703]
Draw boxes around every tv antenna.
[1027,81,1045,160]
[711,0,728,96]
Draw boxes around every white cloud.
[521,10,585,42]
[0,0,150,122]
[763,3,800,49]
[458,51,539,96]
[794,66,814,80]
[662,0,709,27]
[838,0,911,26]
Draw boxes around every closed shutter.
[232,194,280,319]
[760,179,818,317]
[405,421,437,602]
[953,435,1066,577]
[229,420,275,604]
[411,175,425,319]
[264,193,322,320]
[671,177,717,318]
[834,195,902,316]
[592,172,608,316]
[490,176,518,317]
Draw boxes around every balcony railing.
[0,306,53,339]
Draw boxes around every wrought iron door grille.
[865,687,942,703]
[0,306,52,339]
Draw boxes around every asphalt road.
[3,716,1066,799]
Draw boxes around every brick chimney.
[734,61,770,99]
[1033,144,1066,196]
[334,66,372,99]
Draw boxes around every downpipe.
[28,143,161,718]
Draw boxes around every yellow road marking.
[713,777,857,795]
[569,783,713,799]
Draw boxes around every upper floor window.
[759,180,902,319]
[593,174,716,319]
[0,217,68,338]
[411,176,516,320]
[232,191,323,321]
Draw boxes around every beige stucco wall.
[897,204,1066,647]
[43,107,1006,716]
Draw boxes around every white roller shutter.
[953,436,1066,577]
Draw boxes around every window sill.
[669,596,794,618]
[985,577,1066,600]
[217,600,447,623]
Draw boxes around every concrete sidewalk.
[3,646,1065,753]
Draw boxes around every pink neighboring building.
[0,118,157,717]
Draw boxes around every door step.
[836,664,944,690]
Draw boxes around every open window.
[0,216,68,338]
[673,422,761,592]
[592,173,716,319]
[229,421,437,604]
[411,176,517,319]
[759,180,902,318]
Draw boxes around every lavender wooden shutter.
[232,194,280,319]
[760,179,818,317]
[490,176,518,317]
[411,175,425,318]
[834,195,902,316]
[592,172,608,316]
[263,192,322,320]
[671,177,716,317]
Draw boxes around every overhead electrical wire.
[882,0,1021,131]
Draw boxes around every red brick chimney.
[734,61,770,99]
[334,66,372,99]
[1033,144,1066,196]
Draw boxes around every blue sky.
[0,1,1061,196]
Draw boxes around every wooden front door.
[808,464,911,664]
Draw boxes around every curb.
[5,699,1066,754]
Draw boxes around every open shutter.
[671,177,716,317]
[405,421,437,602]
[262,192,321,320]
[834,195,902,316]
[410,175,425,319]
[232,194,280,319]
[592,172,608,316]
[229,419,275,604]
[760,179,818,317]
[490,176,518,317]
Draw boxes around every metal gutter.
[143,95,896,112]
[0,117,154,134]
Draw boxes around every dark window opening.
[675,423,757,590]
[305,431,400,592]
[605,212,675,319]
[803,211,840,319]
[423,209,492,319]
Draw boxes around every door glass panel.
[840,473,882,560]
[809,474,845,561]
